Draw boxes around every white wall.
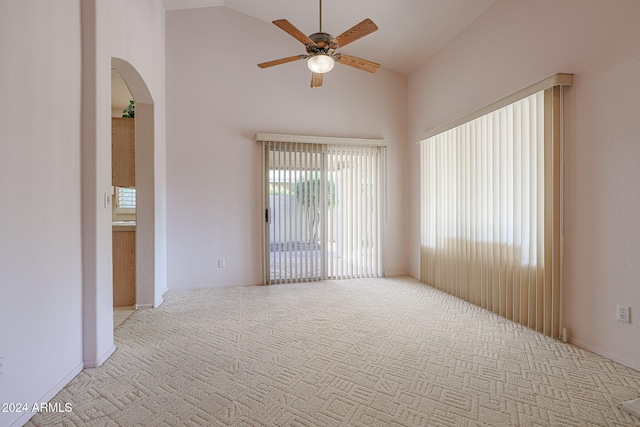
[0,2,84,426]
[166,7,409,289]
[0,1,167,424]
[408,0,640,370]
[167,7,408,289]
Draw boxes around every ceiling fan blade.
[311,72,323,88]
[336,54,380,73]
[258,55,307,69]
[273,19,315,46]
[333,18,378,48]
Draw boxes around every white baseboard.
[154,288,168,308]
[10,361,84,427]
[169,282,260,292]
[569,338,640,372]
[84,344,116,369]
[135,303,154,310]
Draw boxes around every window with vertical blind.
[417,74,572,339]
[257,134,387,285]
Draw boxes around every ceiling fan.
[257,0,380,88]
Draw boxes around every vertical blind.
[266,141,324,283]
[327,144,382,280]
[419,80,567,339]
[260,136,384,284]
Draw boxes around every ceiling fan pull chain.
[319,0,323,33]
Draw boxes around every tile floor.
[113,307,135,329]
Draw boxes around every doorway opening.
[81,18,163,369]
[110,57,156,315]
[111,67,136,327]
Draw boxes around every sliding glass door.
[262,139,383,284]
[266,141,324,283]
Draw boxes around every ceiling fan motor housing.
[306,32,337,57]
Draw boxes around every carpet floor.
[27,277,640,426]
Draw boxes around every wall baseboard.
[154,288,168,308]
[168,282,260,292]
[84,344,116,369]
[568,338,640,373]
[10,361,84,427]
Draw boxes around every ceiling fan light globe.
[307,55,334,74]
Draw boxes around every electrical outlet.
[218,259,226,268]
[616,305,630,323]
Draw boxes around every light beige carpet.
[28,277,640,426]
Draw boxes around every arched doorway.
[111,57,156,312]
[81,56,159,368]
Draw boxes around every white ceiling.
[162,0,497,76]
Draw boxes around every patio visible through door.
[261,137,384,284]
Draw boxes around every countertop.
[112,221,136,232]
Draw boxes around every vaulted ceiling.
[162,0,497,76]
